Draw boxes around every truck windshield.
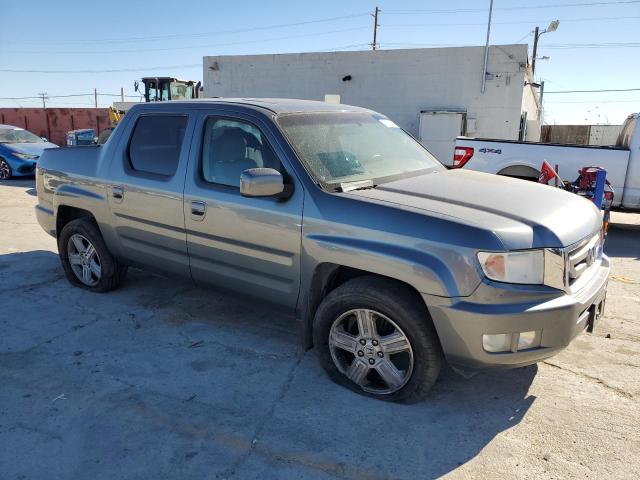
[0,128,44,144]
[277,112,444,189]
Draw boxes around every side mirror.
[240,168,285,197]
[40,137,48,142]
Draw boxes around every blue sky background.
[1,0,639,124]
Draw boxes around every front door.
[107,112,194,277]
[184,111,303,308]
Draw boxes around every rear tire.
[313,276,442,403]
[58,218,127,292]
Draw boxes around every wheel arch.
[56,205,98,238]
[300,263,431,349]
[497,164,540,180]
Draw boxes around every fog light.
[517,331,540,350]
[482,333,512,353]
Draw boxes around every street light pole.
[481,0,494,94]
[531,20,559,76]
[532,26,540,77]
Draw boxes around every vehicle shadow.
[604,228,640,260]
[0,177,35,188]
[1,249,537,479]
[271,357,537,479]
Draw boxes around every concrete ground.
[1,178,639,480]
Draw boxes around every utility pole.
[120,87,124,102]
[481,0,494,93]
[531,26,540,77]
[371,7,380,50]
[94,88,98,108]
[38,92,48,109]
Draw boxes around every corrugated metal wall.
[0,108,109,146]
[541,124,623,146]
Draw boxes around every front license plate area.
[586,297,606,333]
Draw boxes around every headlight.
[13,152,39,160]
[477,250,544,285]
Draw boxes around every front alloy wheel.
[67,234,102,286]
[329,308,414,395]
[314,276,442,402]
[0,159,11,180]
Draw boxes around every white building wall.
[203,45,531,141]
[522,83,541,141]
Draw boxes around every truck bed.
[453,136,632,207]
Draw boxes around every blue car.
[0,124,58,179]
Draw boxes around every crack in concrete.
[1,274,65,294]
[220,351,305,479]
[543,361,634,399]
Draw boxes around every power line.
[9,16,638,56]
[3,13,370,46]
[542,42,640,49]
[384,1,640,14]
[382,15,640,27]
[0,93,142,100]
[372,42,640,49]
[545,88,640,93]
[7,26,371,55]
[0,64,202,74]
[514,32,534,44]
[544,99,640,103]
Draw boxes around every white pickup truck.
[451,113,639,209]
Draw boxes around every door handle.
[191,200,206,220]
[112,185,124,202]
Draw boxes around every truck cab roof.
[130,98,372,115]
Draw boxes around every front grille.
[17,163,36,174]
[567,233,601,285]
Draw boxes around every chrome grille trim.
[567,233,601,286]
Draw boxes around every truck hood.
[347,169,602,250]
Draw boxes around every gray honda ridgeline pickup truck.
[35,99,609,402]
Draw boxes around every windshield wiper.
[337,179,376,192]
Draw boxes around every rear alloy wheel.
[67,234,102,287]
[58,218,127,292]
[0,159,11,180]
[329,309,414,395]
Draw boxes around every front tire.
[58,218,127,292]
[0,158,12,180]
[313,276,442,403]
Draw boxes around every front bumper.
[10,159,37,176]
[35,204,56,237]
[427,255,610,369]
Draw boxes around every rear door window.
[128,115,187,176]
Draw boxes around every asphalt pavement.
[1,178,639,479]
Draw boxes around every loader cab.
[136,77,202,102]
[66,129,96,146]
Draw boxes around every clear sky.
[1,0,639,125]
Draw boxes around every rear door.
[107,111,195,277]
[183,109,303,308]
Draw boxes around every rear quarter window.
[128,115,187,176]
